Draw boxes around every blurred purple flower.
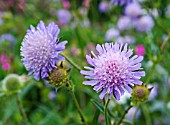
[56,9,71,26]
[20,21,67,80]
[111,0,132,6]
[135,15,154,32]
[116,35,135,44]
[148,84,158,100]
[126,107,141,121]
[0,12,3,25]
[81,43,145,100]
[124,35,135,44]
[0,34,16,47]
[79,7,88,16]
[62,0,70,9]
[117,16,132,31]
[98,1,111,13]
[135,44,145,56]
[48,91,56,100]
[124,2,142,18]
[105,28,120,41]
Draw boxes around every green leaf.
[92,109,100,125]
[91,99,104,114]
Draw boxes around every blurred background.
[0,0,170,124]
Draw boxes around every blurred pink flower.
[83,0,90,8]
[0,54,11,71]
[135,44,145,56]
[71,46,81,55]
[62,0,70,9]
[0,54,8,64]
[2,63,10,71]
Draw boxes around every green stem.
[60,53,82,71]
[66,82,87,125]
[16,94,28,125]
[116,105,133,125]
[104,99,110,125]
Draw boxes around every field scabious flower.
[56,9,71,26]
[135,15,154,32]
[111,0,132,6]
[124,2,142,18]
[105,28,120,41]
[20,21,67,80]
[117,16,132,31]
[98,1,111,13]
[81,43,145,100]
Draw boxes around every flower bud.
[2,74,21,91]
[131,83,153,105]
[48,61,70,87]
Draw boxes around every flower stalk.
[16,94,28,125]
[104,99,110,125]
[66,81,87,125]
[60,53,82,71]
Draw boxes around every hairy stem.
[66,81,87,125]
[60,53,82,71]
[104,99,110,125]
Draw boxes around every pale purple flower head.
[117,16,132,31]
[98,1,111,13]
[81,42,145,100]
[0,33,16,47]
[116,35,135,44]
[105,28,120,41]
[48,91,56,100]
[124,2,142,18]
[56,9,71,25]
[126,107,141,121]
[111,0,132,6]
[20,21,67,80]
[135,15,154,32]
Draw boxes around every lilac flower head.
[126,107,141,121]
[105,28,120,41]
[48,91,56,100]
[0,33,16,47]
[56,9,71,25]
[81,43,145,100]
[117,16,132,31]
[98,1,111,13]
[135,15,154,32]
[116,35,135,44]
[20,21,67,80]
[111,0,132,6]
[124,2,142,18]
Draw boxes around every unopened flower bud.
[48,61,70,87]
[2,74,21,91]
[131,83,153,105]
